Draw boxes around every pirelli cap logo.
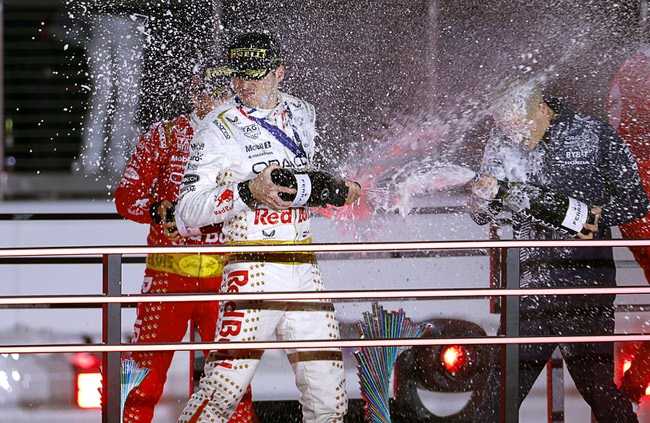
[199,64,232,97]
[230,48,269,60]
[205,66,232,78]
[228,33,281,79]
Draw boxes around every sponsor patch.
[215,120,231,139]
[124,167,139,180]
[215,190,234,208]
[189,152,204,162]
[242,124,261,139]
[179,185,196,195]
[254,208,310,225]
[230,47,268,59]
[182,174,200,184]
[245,141,271,152]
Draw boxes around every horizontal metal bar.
[2,238,650,257]
[0,250,486,265]
[2,286,650,306]
[0,206,465,221]
[4,333,650,355]
[0,213,125,221]
[1,300,648,313]
[0,256,145,265]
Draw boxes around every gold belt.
[146,253,225,278]
[206,349,342,364]
[225,238,316,265]
[232,301,335,312]
[226,252,316,265]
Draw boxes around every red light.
[624,359,633,374]
[72,353,102,409]
[442,345,469,374]
[76,372,102,409]
[71,352,101,370]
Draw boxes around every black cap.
[228,32,282,80]
[194,55,231,97]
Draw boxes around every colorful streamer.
[355,303,430,423]
[120,358,151,419]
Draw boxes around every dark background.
[2,0,647,196]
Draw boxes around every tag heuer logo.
[242,124,261,139]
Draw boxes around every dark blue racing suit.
[469,103,648,422]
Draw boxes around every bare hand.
[471,174,499,201]
[345,180,362,205]
[248,164,296,210]
[576,206,602,239]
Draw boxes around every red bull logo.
[254,208,309,225]
[214,189,234,216]
[216,269,249,368]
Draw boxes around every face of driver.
[231,65,285,109]
[494,82,550,151]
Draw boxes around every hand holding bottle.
[344,179,362,205]
[479,174,600,237]
[150,199,183,242]
[576,206,601,239]
[470,174,500,201]
[245,164,297,210]
[241,164,359,210]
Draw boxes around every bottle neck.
[496,180,511,199]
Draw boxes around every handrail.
[1,238,650,257]
[3,334,650,355]
[2,238,650,422]
[3,286,650,305]
[0,206,466,221]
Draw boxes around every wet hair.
[494,78,545,124]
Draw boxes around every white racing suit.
[175,93,348,423]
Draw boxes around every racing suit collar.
[189,110,202,130]
[235,95,283,120]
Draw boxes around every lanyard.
[236,98,306,159]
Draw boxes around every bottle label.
[561,197,588,233]
[291,173,312,207]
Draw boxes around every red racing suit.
[175,94,348,423]
[608,47,650,402]
[607,48,650,283]
[115,112,255,423]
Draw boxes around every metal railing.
[2,239,650,422]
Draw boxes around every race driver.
[115,55,256,423]
[175,31,361,423]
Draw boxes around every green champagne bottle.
[496,180,596,236]
[270,168,349,207]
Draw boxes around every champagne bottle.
[270,168,349,207]
[166,204,222,237]
[495,180,596,236]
